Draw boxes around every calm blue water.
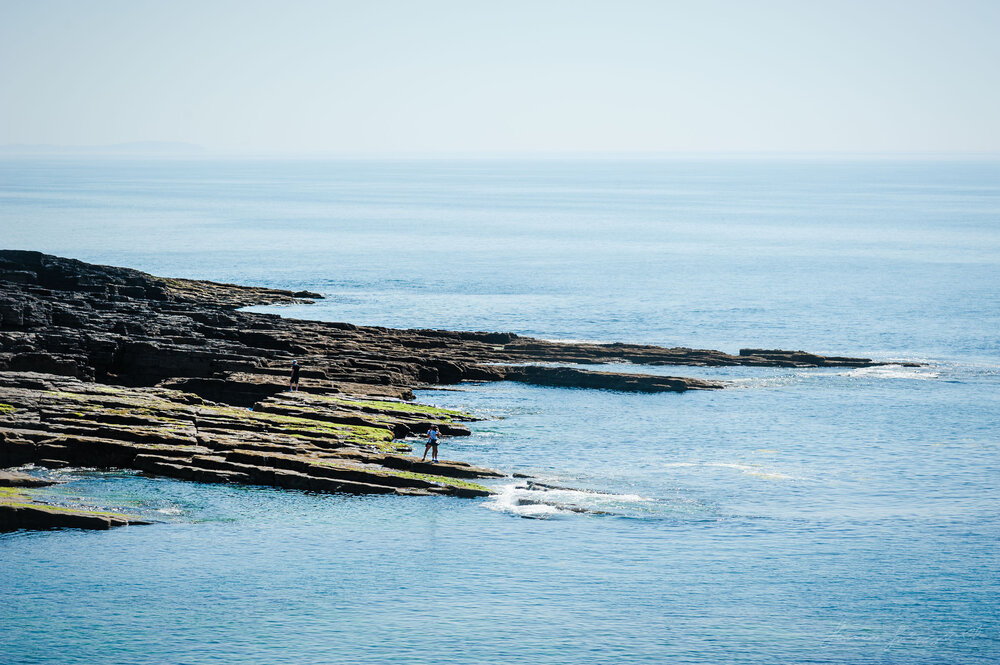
[2,157,999,663]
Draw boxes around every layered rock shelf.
[0,371,501,526]
[0,250,894,529]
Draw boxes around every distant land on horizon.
[1,144,998,161]
[0,141,206,156]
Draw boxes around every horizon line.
[2,143,1000,161]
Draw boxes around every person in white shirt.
[422,425,440,463]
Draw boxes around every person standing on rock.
[422,425,440,463]
[289,360,301,392]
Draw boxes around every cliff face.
[0,250,887,529]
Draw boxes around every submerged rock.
[0,470,55,487]
[0,467,151,532]
[0,503,144,531]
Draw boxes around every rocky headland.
[0,250,893,530]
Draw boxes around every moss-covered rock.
[1,373,502,514]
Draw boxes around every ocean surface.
[1,157,998,664]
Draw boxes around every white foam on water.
[838,364,940,380]
[705,462,794,480]
[728,375,800,390]
[535,337,610,345]
[484,482,652,519]
[485,484,561,519]
[663,461,795,480]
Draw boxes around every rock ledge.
[0,251,897,529]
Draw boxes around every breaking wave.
[484,481,698,520]
[837,364,940,380]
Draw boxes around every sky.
[1,0,998,155]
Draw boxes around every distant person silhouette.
[289,360,300,391]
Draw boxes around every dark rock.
[0,470,56,487]
[158,377,284,407]
[9,352,79,377]
[0,250,886,401]
[0,503,120,531]
[738,348,874,367]
[0,270,38,284]
[501,365,724,392]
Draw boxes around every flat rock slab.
[500,365,725,392]
[0,470,56,487]
[0,502,150,531]
[1,373,499,514]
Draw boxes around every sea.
[1,156,998,664]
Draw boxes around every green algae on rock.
[0,372,502,509]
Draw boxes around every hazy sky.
[1,0,998,154]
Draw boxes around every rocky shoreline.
[0,250,895,530]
